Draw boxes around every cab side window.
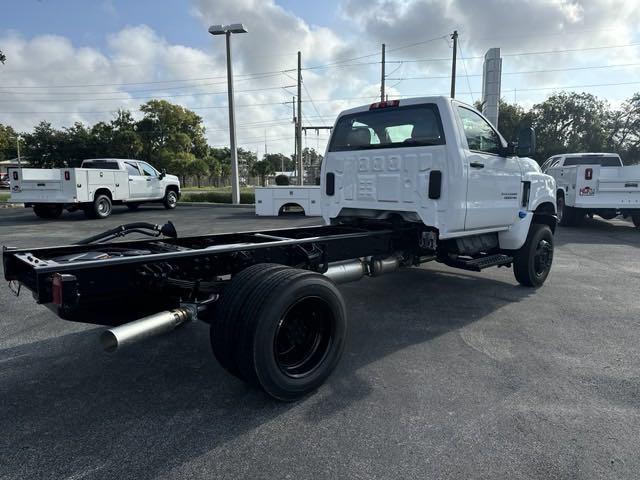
[139,162,157,177]
[457,106,501,155]
[124,161,140,176]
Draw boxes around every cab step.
[442,253,513,272]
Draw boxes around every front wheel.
[163,189,178,209]
[513,223,554,287]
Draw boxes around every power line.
[0,84,297,103]
[388,41,640,64]
[0,70,292,89]
[388,62,640,81]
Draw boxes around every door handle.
[470,162,485,169]
[146,178,151,182]
[129,178,133,181]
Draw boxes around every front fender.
[526,172,556,213]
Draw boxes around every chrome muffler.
[101,306,196,352]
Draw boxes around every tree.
[497,100,534,144]
[169,153,196,185]
[0,124,18,160]
[251,160,275,186]
[137,100,208,164]
[188,158,209,188]
[607,93,640,164]
[59,122,93,166]
[0,50,6,64]
[531,92,608,162]
[22,121,67,167]
[264,153,294,172]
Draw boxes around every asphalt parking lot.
[1,204,639,479]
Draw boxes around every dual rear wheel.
[208,264,347,401]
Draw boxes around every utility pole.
[292,96,296,176]
[16,135,22,166]
[450,30,458,99]
[296,51,303,185]
[380,43,386,102]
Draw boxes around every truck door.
[125,161,149,199]
[455,105,522,230]
[138,162,164,198]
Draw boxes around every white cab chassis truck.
[8,158,181,219]
[542,153,640,227]
[3,97,556,401]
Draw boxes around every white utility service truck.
[8,158,180,219]
[542,153,640,227]
[4,97,557,400]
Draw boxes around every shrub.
[180,191,255,204]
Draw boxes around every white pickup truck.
[8,158,181,219]
[542,153,640,227]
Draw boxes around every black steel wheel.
[274,296,335,378]
[210,265,346,401]
[513,223,554,287]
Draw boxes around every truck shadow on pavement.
[0,267,531,479]
[554,217,639,248]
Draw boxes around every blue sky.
[1,0,343,51]
[1,0,640,154]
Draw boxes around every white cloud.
[1,0,639,157]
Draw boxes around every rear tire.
[33,204,63,219]
[557,195,582,227]
[632,214,640,228]
[513,223,554,287]
[85,194,112,219]
[209,263,288,377]
[163,189,178,209]
[211,265,347,401]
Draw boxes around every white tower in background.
[482,48,502,128]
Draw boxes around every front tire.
[33,204,63,219]
[513,224,554,287]
[163,189,178,209]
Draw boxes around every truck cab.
[321,97,556,251]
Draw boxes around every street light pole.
[209,23,247,205]
[224,31,240,204]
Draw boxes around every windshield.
[329,104,445,152]
[563,156,622,167]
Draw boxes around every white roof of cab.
[561,153,620,157]
[337,96,454,117]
